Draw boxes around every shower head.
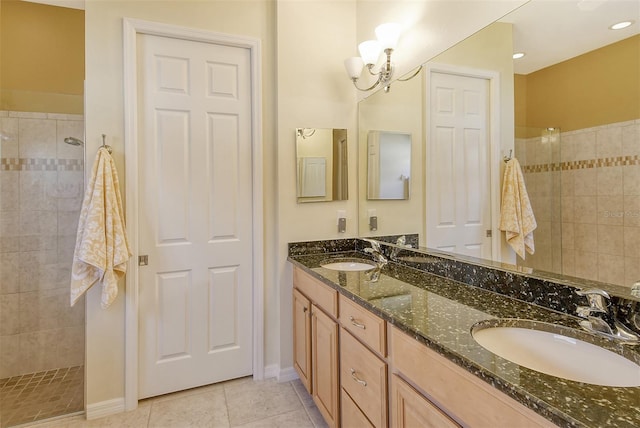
[64,137,84,146]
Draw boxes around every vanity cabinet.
[339,294,388,428]
[389,325,555,428]
[390,374,460,428]
[292,268,340,427]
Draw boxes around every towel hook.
[503,149,512,163]
[101,134,113,154]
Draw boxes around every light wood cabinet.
[293,288,311,392]
[340,328,388,428]
[339,294,386,357]
[293,267,340,427]
[390,374,459,428]
[312,304,339,427]
[342,389,375,428]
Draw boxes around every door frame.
[122,18,264,410]
[425,63,501,261]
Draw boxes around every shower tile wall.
[0,110,85,379]
[516,119,640,289]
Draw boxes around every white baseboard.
[86,397,125,420]
[263,364,299,383]
[277,366,299,383]
[263,364,279,379]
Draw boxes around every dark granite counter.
[288,241,640,428]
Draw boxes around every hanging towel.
[499,158,537,259]
[70,147,132,309]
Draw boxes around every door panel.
[427,71,491,259]
[137,33,253,399]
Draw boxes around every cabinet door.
[312,304,340,427]
[293,289,312,393]
[391,375,459,428]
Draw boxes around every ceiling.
[500,0,639,74]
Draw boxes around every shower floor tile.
[0,366,83,427]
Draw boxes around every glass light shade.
[344,57,364,79]
[375,23,401,50]
[358,40,382,65]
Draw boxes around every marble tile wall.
[0,110,85,379]
[516,119,640,289]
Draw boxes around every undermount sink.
[321,258,376,272]
[471,320,640,387]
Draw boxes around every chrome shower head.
[64,137,84,146]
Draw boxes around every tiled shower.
[516,119,640,288]
[0,110,85,426]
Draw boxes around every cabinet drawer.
[340,328,388,428]
[391,375,460,428]
[339,294,386,357]
[294,267,338,317]
[342,388,374,428]
[389,326,554,428]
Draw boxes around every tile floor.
[0,366,84,428]
[22,377,328,428]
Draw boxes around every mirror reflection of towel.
[499,158,536,259]
[70,148,132,309]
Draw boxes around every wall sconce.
[344,23,402,93]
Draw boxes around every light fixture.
[609,20,634,30]
[512,52,525,59]
[344,23,402,92]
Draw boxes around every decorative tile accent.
[0,158,83,171]
[522,155,640,174]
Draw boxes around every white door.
[137,33,253,399]
[427,71,492,259]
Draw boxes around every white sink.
[321,258,376,272]
[471,322,640,387]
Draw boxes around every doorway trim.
[122,17,264,410]
[425,63,501,262]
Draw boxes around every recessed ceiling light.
[609,20,634,30]
[513,52,525,59]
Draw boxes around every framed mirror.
[367,131,411,200]
[295,128,348,203]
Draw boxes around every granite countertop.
[288,250,640,428]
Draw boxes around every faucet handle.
[575,288,610,313]
[362,238,381,252]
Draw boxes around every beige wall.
[276,0,359,373]
[0,0,84,113]
[516,35,640,132]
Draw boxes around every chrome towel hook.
[101,134,113,154]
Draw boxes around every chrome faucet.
[575,288,639,343]
[362,239,388,267]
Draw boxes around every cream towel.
[499,158,537,259]
[70,148,132,308]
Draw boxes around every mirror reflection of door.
[367,131,411,200]
[295,128,348,203]
[426,69,493,260]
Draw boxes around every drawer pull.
[350,368,367,387]
[349,316,366,329]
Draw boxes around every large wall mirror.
[296,128,348,203]
[358,0,640,293]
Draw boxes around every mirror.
[296,128,348,203]
[358,0,640,293]
[367,131,411,200]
